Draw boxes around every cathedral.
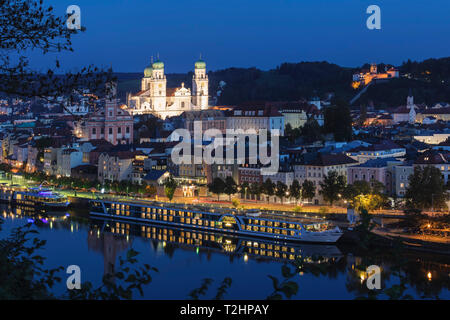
[126,57,209,119]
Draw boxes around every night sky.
[28,0,450,73]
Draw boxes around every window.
[109,128,113,135]
[92,128,96,135]
[118,127,121,134]
[126,127,130,133]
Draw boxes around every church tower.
[150,58,166,111]
[407,89,416,124]
[192,57,209,109]
[141,59,153,91]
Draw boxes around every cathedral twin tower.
[127,57,209,119]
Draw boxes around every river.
[0,205,449,300]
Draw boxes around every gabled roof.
[143,170,169,181]
[415,150,449,165]
[308,153,358,166]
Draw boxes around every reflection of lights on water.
[360,273,365,284]
[244,254,248,262]
[70,224,74,233]
[299,271,304,276]
[50,221,53,229]
[126,235,129,242]
[196,247,199,254]
[27,218,34,223]
[427,272,432,281]
[163,241,166,248]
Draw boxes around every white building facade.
[127,58,209,119]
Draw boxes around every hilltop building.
[352,63,399,89]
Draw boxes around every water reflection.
[1,204,449,299]
[90,217,344,264]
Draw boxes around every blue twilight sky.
[27,0,450,73]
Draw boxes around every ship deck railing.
[93,197,327,225]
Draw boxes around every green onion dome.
[144,65,153,78]
[152,59,164,69]
[195,59,206,69]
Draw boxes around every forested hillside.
[117,57,450,108]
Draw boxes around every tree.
[323,99,353,142]
[301,180,315,202]
[262,178,275,203]
[301,118,322,143]
[344,180,388,212]
[224,177,237,201]
[285,123,302,143]
[249,183,261,200]
[231,198,240,209]
[0,0,114,104]
[319,171,346,206]
[405,166,447,210]
[145,185,157,198]
[164,175,177,202]
[275,181,288,203]
[238,182,249,198]
[289,179,302,203]
[208,177,226,201]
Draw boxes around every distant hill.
[116,57,450,108]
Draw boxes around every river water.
[0,205,449,300]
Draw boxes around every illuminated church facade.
[126,58,209,119]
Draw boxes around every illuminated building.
[127,57,209,119]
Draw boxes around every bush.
[231,198,240,208]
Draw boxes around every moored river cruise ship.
[0,184,70,210]
[90,199,344,243]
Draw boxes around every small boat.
[11,187,70,210]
